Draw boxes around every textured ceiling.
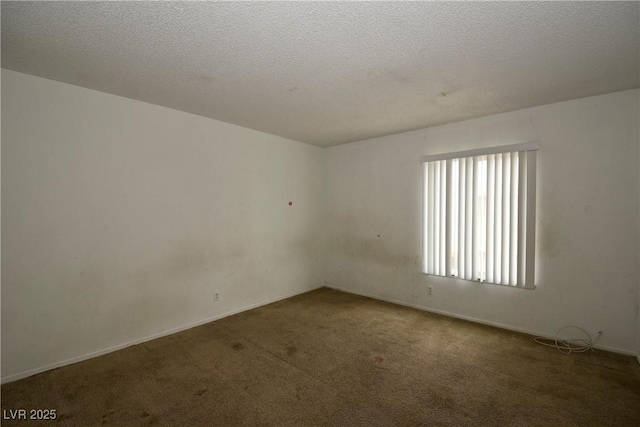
[2,1,639,147]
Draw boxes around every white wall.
[1,70,325,381]
[325,89,640,354]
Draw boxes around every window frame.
[421,142,539,289]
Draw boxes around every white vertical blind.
[465,158,474,279]
[440,160,447,275]
[422,143,538,288]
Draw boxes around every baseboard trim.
[1,284,323,385]
[324,284,637,357]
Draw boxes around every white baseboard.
[1,284,323,385]
[324,284,637,357]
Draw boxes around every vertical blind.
[422,142,538,288]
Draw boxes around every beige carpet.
[2,287,639,426]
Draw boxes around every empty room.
[1,1,639,426]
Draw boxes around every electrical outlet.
[214,292,219,302]
[427,286,433,296]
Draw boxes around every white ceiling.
[2,1,639,147]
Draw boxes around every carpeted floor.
[2,287,639,426]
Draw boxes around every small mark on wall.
[373,355,384,363]
[232,342,245,351]
[288,86,298,92]
[289,201,293,206]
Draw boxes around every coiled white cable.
[534,326,601,354]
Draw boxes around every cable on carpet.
[533,326,601,354]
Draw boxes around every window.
[422,142,538,289]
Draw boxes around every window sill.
[421,272,536,290]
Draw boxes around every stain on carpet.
[194,389,208,396]
[286,346,298,356]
